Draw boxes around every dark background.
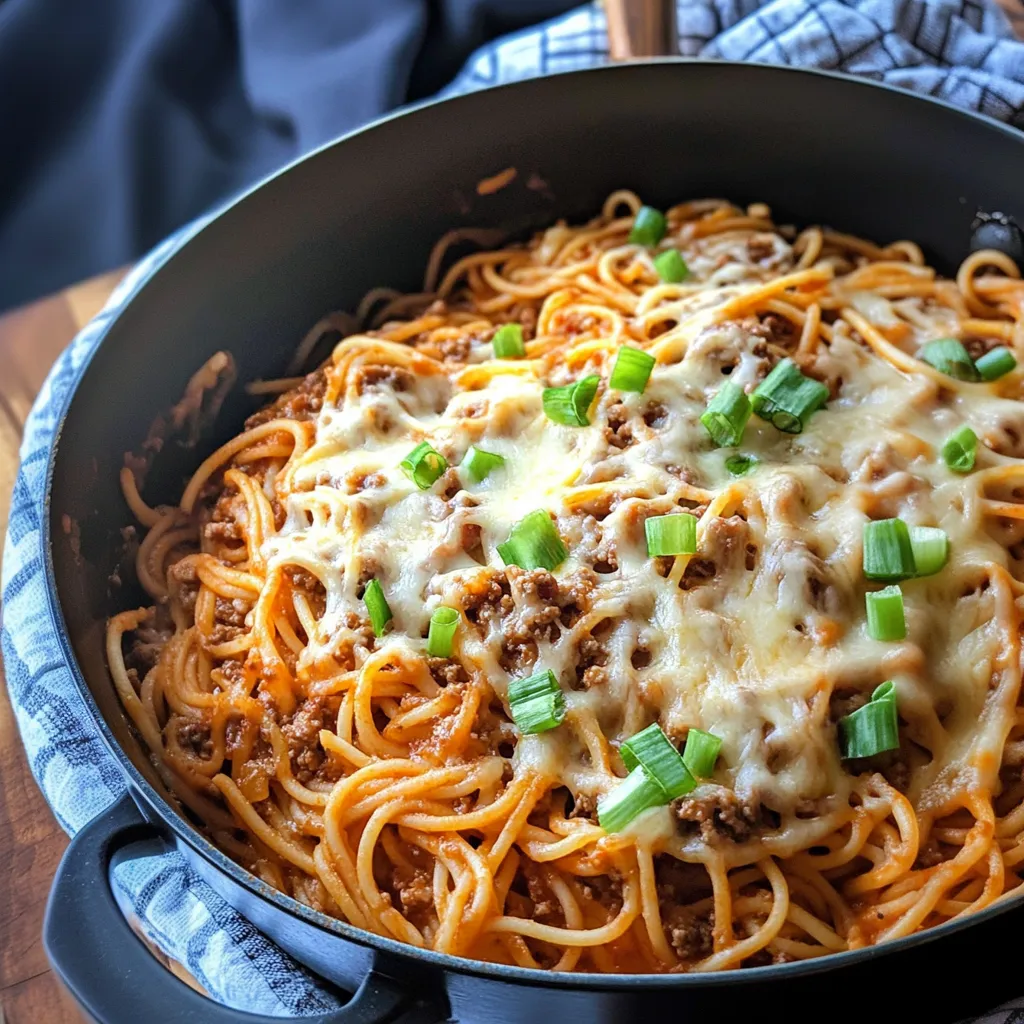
[0,0,577,312]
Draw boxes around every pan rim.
[40,57,1024,990]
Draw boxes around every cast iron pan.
[40,60,1024,1024]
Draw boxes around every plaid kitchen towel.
[3,0,1024,1017]
[445,0,1024,126]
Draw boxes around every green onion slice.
[609,346,656,393]
[426,606,459,657]
[751,358,829,433]
[628,206,667,246]
[918,339,980,382]
[701,381,752,447]
[363,579,392,638]
[941,425,977,473]
[508,668,560,704]
[597,766,667,833]
[511,695,564,735]
[865,585,906,642]
[653,249,689,283]
[725,453,758,476]
[682,729,722,779]
[909,525,949,577]
[839,681,900,759]
[863,518,915,581]
[620,723,695,800]
[462,445,505,482]
[400,441,448,490]
[492,323,526,359]
[497,510,568,571]
[645,512,697,557]
[543,375,601,426]
[976,346,1017,381]
[508,669,565,735]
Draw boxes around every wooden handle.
[606,0,678,59]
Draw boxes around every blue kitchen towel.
[446,0,1024,126]
[3,0,1024,1016]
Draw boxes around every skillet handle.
[606,0,679,58]
[45,793,417,1024]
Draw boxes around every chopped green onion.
[919,339,980,382]
[510,694,564,734]
[865,585,906,642]
[863,518,915,581]
[492,323,526,359]
[628,206,667,246]
[363,579,392,637]
[462,445,505,482]
[863,518,949,581]
[508,668,560,705]
[620,723,695,799]
[701,382,752,447]
[909,525,948,577]
[839,681,899,759]
[508,669,565,735]
[941,425,977,473]
[976,346,1017,381]
[609,346,656,393]
[725,453,758,476]
[682,729,722,778]
[597,766,666,833]
[497,510,568,571]
[645,513,697,557]
[400,441,448,490]
[653,249,689,283]
[751,358,829,434]
[426,606,459,657]
[543,375,601,426]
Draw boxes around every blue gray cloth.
[0,0,579,313]
[446,0,1024,126]
[3,1,1024,1017]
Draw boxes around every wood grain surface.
[1002,0,1024,35]
[1,18,1023,1018]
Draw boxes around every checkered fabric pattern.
[3,1,1024,1016]
[444,0,1024,126]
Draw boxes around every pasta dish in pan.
[109,191,1024,972]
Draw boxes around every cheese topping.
[109,192,1024,970]
[259,205,1024,866]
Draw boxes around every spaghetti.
[109,191,1024,972]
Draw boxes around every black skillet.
[38,15,1024,1024]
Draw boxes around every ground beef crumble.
[214,596,249,629]
[281,696,337,782]
[494,567,599,672]
[574,634,609,690]
[745,312,797,349]
[604,402,635,450]
[462,572,513,629]
[522,863,559,921]
[568,790,597,819]
[389,865,434,926]
[125,609,174,674]
[674,789,779,843]
[353,364,414,395]
[177,719,214,759]
[427,656,470,688]
[245,367,328,429]
[664,907,714,960]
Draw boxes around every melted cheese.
[260,218,1024,863]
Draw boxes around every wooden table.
[2,20,1024,1017]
